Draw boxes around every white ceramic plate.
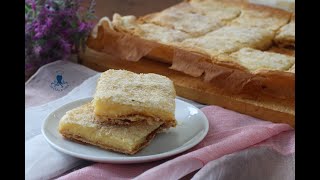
[42,97,209,164]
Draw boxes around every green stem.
[25,5,30,12]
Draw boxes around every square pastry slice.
[58,103,164,155]
[229,47,295,72]
[180,25,274,56]
[93,70,177,128]
[142,1,240,36]
[112,14,191,44]
[230,3,291,31]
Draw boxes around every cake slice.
[230,2,291,31]
[228,47,295,72]
[142,1,240,36]
[93,70,176,128]
[112,14,191,44]
[179,25,274,56]
[58,103,164,155]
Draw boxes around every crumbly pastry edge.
[59,126,163,155]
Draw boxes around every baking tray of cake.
[80,0,295,127]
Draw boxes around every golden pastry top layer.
[109,0,295,73]
[93,70,176,126]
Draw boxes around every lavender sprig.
[25,0,96,76]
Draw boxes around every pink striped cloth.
[57,105,294,180]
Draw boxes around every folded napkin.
[57,106,294,180]
[25,60,97,108]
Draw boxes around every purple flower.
[78,22,86,32]
[33,46,42,55]
[33,21,39,27]
[60,39,71,54]
[40,24,49,34]
[31,2,36,10]
[45,18,53,28]
[25,0,97,73]
[34,32,43,39]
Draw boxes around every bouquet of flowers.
[25,0,96,79]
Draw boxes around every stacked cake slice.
[59,69,177,154]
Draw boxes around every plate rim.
[41,97,209,163]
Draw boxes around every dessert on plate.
[58,103,164,155]
[93,69,176,128]
[59,70,177,154]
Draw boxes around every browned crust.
[87,23,294,107]
[60,126,162,155]
[267,46,295,56]
[274,39,295,49]
[87,20,173,63]
[88,21,287,73]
